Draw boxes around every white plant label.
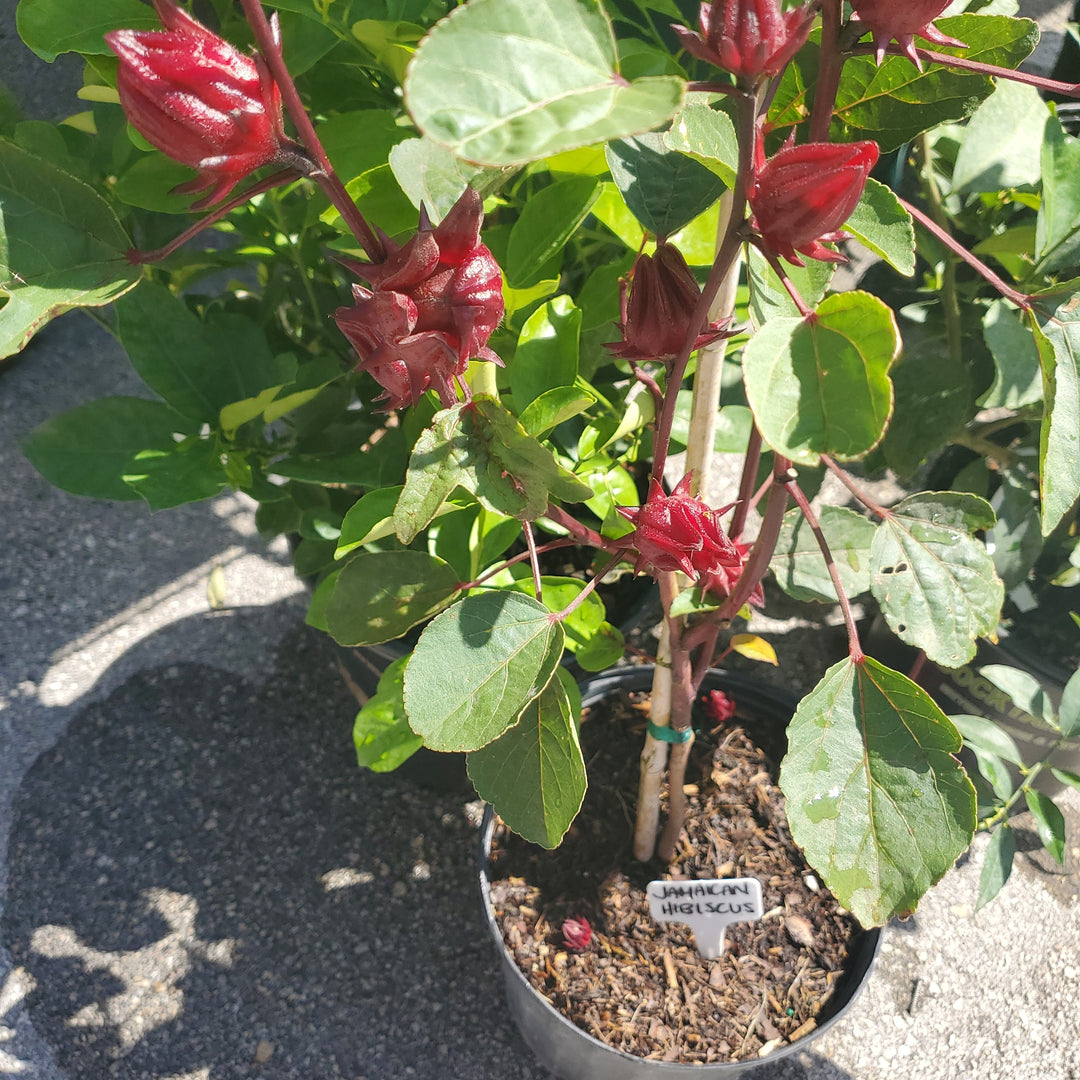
[646,878,764,959]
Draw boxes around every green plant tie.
[647,721,693,744]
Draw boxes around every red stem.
[236,0,384,262]
[543,504,607,550]
[859,42,1080,99]
[821,455,891,519]
[809,0,844,142]
[898,196,1033,311]
[784,478,864,661]
[551,551,630,624]
[730,426,763,542]
[126,169,299,264]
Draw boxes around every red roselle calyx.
[704,689,737,726]
[608,242,729,363]
[334,187,504,411]
[701,539,765,608]
[851,0,967,68]
[749,138,880,265]
[561,917,592,951]
[673,0,814,84]
[105,0,295,209]
[617,475,743,583]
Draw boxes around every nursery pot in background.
[478,666,882,1080]
[864,612,1080,795]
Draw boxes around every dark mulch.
[486,684,867,1064]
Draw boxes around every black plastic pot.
[864,614,1080,796]
[478,665,882,1080]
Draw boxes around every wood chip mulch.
[486,684,868,1064]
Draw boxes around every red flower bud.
[608,243,728,362]
[699,539,765,608]
[617,475,742,582]
[334,187,504,411]
[851,0,967,68]
[105,0,290,208]
[561,917,592,951]
[749,139,879,266]
[704,689,737,725]
[673,0,814,83]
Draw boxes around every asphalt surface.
[2,2,1079,1077]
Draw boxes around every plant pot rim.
[478,664,883,1078]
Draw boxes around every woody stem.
[729,426,762,542]
[237,0,384,262]
[650,92,758,488]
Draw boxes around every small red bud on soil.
[704,689,737,725]
[562,917,592,951]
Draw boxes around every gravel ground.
[2,3,1079,1078]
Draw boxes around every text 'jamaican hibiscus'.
[334,187,504,411]
[105,0,291,208]
[673,0,814,84]
[608,242,728,363]
[749,138,879,265]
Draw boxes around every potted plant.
[9,0,1080,1070]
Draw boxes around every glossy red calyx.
[334,187,504,411]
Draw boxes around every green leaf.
[968,746,1014,802]
[505,177,599,288]
[1050,767,1080,791]
[986,468,1041,590]
[0,139,140,357]
[394,398,593,543]
[404,0,685,165]
[950,80,1047,194]
[772,16,1038,152]
[742,291,899,465]
[976,825,1015,911]
[319,109,413,192]
[112,153,202,214]
[842,178,915,277]
[770,505,877,603]
[336,486,405,556]
[21,396,184,501]
[353,657,424,773]
[519,385,595,438]
[662,100,738,188]
[116,284,291,425]
[1058,664,1080,739]
[950,714,1026,768]
[746,247,835,326]
[1031,304,1080,535]
[326,551,461,646]
[123,438,227,510]
[404,591,564,751]
[1025,789,1066,864]
[388,137,503,221]
[979,665,1057,728]
[779,657,976,927]
[526,576,624,671]
[870,492,1003,668]
[1035,115,1080,275]
[17,0,159,61]
[510,296,581,410]
[467,668,585,847]
[880,341,974,479]
[980,300,1042,409]
[605,132,724,238]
